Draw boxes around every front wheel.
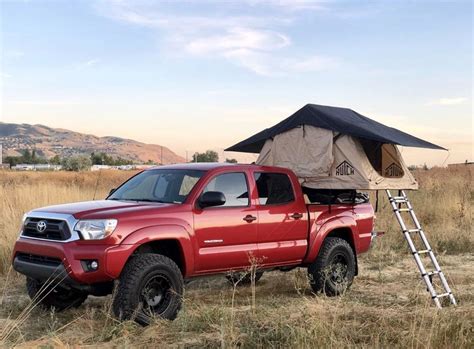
[112,254,184,326]
[308,237,356,296]
[26,277,88,311]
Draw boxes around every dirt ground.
[1,251,473,348]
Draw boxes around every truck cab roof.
[147,162,291,173]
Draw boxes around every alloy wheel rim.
[141,274,173,315]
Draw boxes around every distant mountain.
[0,122,185,164]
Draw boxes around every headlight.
[19,213,28,234]
[75,219,117,240]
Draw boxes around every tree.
[192,150,219,163]
[90,152,134,166]
[62,156,92,171]
[225,158,238,164]
[22,149,32,163]
[49,155,62,165]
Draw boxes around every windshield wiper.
[124,198,168,203]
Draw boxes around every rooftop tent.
[225,104,446,190]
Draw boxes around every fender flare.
[106,224,195,278]
[303,215,359,265]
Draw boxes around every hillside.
[0,122,185,164]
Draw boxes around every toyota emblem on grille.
[36,220,47,233]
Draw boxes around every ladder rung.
[414,249,431,254]
[405,229,421,233]
[397,208,412,212]
[425,271,441,277]
[434,292,451,298]
[390,196,406,201]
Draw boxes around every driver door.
[193,171,258,273]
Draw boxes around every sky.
[1,0,472,166]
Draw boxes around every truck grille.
[16,253,62,267]
[22,217,72,241]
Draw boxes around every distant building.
[12,164,62,171]
[91,165,112,171]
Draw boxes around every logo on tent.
[384,163,404,177]
[335,161,355,176]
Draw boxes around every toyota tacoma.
[12,163,375,324]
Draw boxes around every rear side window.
[203,172,249,207]
[254,173,295,205]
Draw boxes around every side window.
[203,173,249,207]
[254,173,295,205]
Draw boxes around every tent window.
[360,140,404,178]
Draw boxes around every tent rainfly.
[225,104,446,190]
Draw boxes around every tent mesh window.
[359,139,404,178]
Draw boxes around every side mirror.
[199,191,226,208]
[109,188,116,196]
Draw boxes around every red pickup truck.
[12,163,375,325]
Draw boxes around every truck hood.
[31,200,176,219]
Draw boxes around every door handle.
[290,213,303,220]
[243,215,257,223]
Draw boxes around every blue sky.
[1,0,472,165]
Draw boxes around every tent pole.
[375,190,379,212]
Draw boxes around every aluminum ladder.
[386,190,457,308]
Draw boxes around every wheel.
[112,254,184,326]
[226,271,264,285]
[308,237,356,296]
[26,277,88,311]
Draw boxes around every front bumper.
[12,238,133,285]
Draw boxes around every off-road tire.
[308,237,356,296]
[112,254,184,326]
[226,271,264,285]
[26,277,88,311]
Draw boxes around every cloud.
[426,97,468,106]
[224,49,337,76]
[184,28,290,55]
[84,59,100,66]
[95,0,337,76]
[74,58,100,70]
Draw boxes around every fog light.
[81,259,99,272]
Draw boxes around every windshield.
[108,169,205,204]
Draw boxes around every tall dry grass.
[0,166,472,348]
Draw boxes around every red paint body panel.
[12,163,375,285]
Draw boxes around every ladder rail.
[385,190,456,308]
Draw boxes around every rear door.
[193,171,258,273]
[254,172,308,266]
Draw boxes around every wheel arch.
[304,216,359,275]
[107,224,195,278]
[131,239,186,274]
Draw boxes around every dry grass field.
[0,167,472,348]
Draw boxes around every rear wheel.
[226,271,264,285]
[26,277,88,311]
[308,237,355,296]
[112,254,184,326]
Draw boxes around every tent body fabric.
[226,104,445,153]
[256,126,419,190]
